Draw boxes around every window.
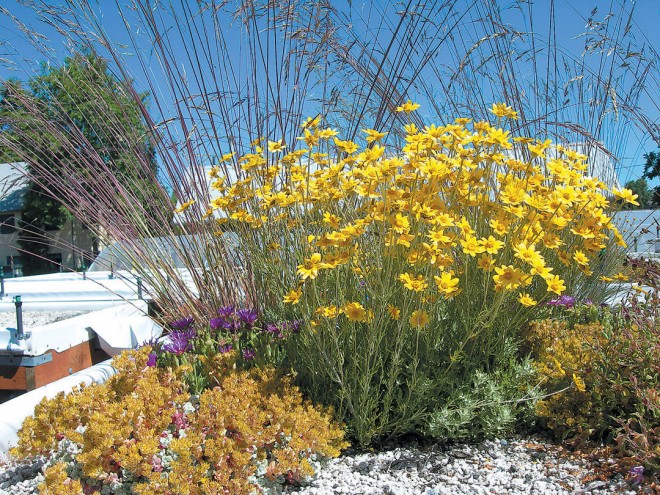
[6,256,22,266]
[47,252,63,270]
[0,215,16,235]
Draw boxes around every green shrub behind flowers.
[14,347,348,495]
[526,289,660,474]
[207,103,633,445]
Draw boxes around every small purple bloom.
[163,328,196,355]
[265,323,284,339]
[290,320,302,333]
[210,317,224,331]
[171,316,194,330]
[217,306,235,319]
[221,319,239,332]
[218,343,233,354]
[242,348,256,361]
[146,352,157,367]
[628,466,644,485]
[547,295,575,308]
[237,308,258,326]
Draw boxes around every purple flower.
[237,308,258,326]
[289,319,302,333]
[265,323,284,339]
[242,348,256,361]
[210,317,224,331]
[146,352,157,367]
[171,316,194,330]
[218,343,233,354]
[547,295,575,308]
[163,328,196,355]
[221,319,239,332]
[628,466,644,485]
[217,306,235,319]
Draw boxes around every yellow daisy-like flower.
[409,310,429,328]
[572,250,590,266]
[493,265,526,291]
[612,187,639,206]
[612,272,629,282]
[283,287,302,304]
[174,199,195,213]
[479,236,504,255]
[396,100,421,113]
[434,271,461,298]
[460,235,485,257]
[363,128,387,143]
[297,253,323,280]
[518,293,538,307]
[572,373,586,393]
[477,254,494,271]
[398,272,428,292]
[343,302,367,322]
[268,139,286,153]
[489,102,518,120]
[387,304,401,320]
[545,275,566,295]
[513,242,542,265]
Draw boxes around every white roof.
[0,162,28,213]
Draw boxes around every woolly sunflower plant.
[207,104,632,445]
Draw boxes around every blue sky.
[1,0,659,188]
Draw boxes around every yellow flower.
[283,287,302,304]
[460,235,485,257]
[572,373,586,393]
[398,272,428,292]
[530,259,553,280]
[396,100,421,113]
[493,265,526,291]
[612,187,639,206]
[518,293,537,307]
[390,213,410,234]
[317,128,339,139]
[363,128,387,143]
[572,250,590,266]
[268,140,286,153]
[323,212,341,229]
[387,304,401,320]
[513,242,542,265]
[343,302,367,322]
[479,236,504,255]
[297,253,323,280]
[489,102,518,120]
[409,310,429,328]
[477,254,494,271]
[434,271,461,298]
[334,138,359,154]
[612,272,628,282]
[174,199,195,213]
[545,275,566,295]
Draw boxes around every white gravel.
[0,311,90,330]
[0,437,642,495]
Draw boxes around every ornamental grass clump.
[13,347,348,495]
[207,104,632,445]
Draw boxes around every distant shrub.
[14,348,348,495]
[526,291,660,472]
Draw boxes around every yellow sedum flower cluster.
[15,348,348,495]
[208,103,629,329]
